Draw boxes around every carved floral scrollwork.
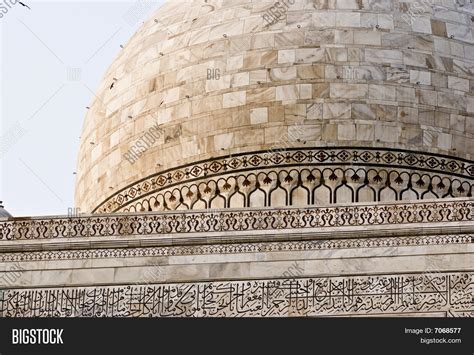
[0,200,472,241]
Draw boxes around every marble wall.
[0,199,473,317]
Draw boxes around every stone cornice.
[0,199,472,244]
[0,233,471,263]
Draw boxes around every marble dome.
[0,201,12,218]
[75,0,474,214]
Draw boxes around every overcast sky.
[0,0,166,217]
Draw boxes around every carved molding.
[0,234,471,262]
[1,272,472,317]
[1,199,472,241]
[92,148,474,213]
[122,166,473,214]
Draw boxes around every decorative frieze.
[92,148,474,213]
[1,272,472,317]
[0,199,472,241]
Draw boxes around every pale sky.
[0,0,166,217]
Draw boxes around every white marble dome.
[75,0,474,213]
[0,202,12,218]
